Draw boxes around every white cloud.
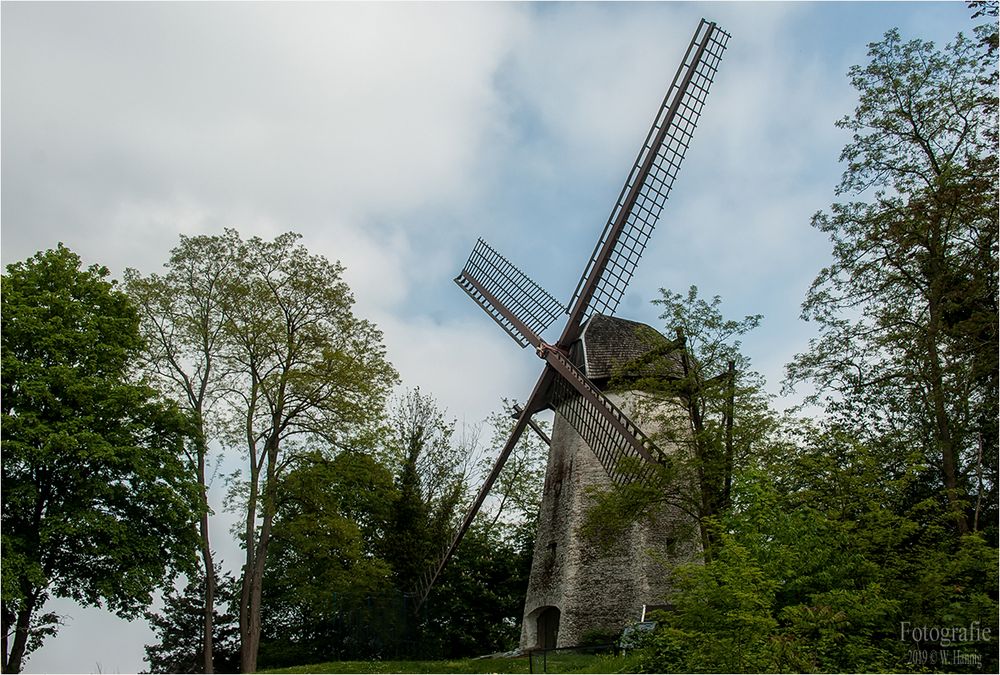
[23,598,153,674]
[2,2,527,272]
[374,310,541,427]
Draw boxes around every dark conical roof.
[573,314,684,384]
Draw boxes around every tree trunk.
[676,329,724,561]
[240,528,271,674]
[191,416,217,674]
[2,599,12,672]
[239,566,262,674]
[239,460,259,673]
[239,436,280,674]
[3,588,37,674]
[926,229,969,534]
[199,483,216,673]
[239,496,257,672]
[722,360,735,509]
[927,329,968,533]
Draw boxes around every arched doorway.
[536,606,560,649]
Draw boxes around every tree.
[257,450,397,668]
[417,403,548,659]
[423,521,535,658]
[380,389,472,592]
[255,395,545,666]
[582,286,775,561]
[1,246,200,672]
[647,286,771,556]
[124,232,240,673]
[474,405,549,535]
[628,19,1000,674]
[632,423,998,673]
[144,565,240,674]
[785,25,998,534]
[638,18,1000,673]
[219,232,397,672]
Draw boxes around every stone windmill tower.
[518,315,703,649]
[414,18,730,648]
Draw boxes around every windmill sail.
[456,239,566,349]
[565,20,730,337]
[543,347,666,486]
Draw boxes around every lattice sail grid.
[572,21,731,321]
[455,239,567,348]
[547,356,668,487]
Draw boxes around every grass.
[262,651,638,674]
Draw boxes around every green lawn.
[262,651,638,674]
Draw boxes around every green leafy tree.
[130,230,396,672]
[1,246,200,673]
[380,389,471,592]
[257,450,397,668]
[647,287,770,555]
[635,423,997,673]
[417,404,548,658]
[252,395,544,666]
[215,232,397,672]
[144,565,240,674]
[785,25,999,534]
[423,522,535,658]
[474,405,549,535]
[124,231,240,673]
[633,20,1000,673]
[582,286,775,560]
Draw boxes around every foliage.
[1,245,200,672]
[380,389,470,592]
[582,286,775,559]
[144,565,241,674]
[474,405,549,534]
[634,427,998,673]
[422,522,535,658]
[625,20,998,674]
[785,25,998,535]
[414,398,547,658]
[257,451,397,668]
[649,286,773,553]
[142,229,399,672]
[377,391,540,659]
[260,652,636,674]
[249,394,540,666]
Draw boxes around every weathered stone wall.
[519,390,701,650]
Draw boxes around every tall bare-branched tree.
[221,232,396,672]
[125,232,240,673]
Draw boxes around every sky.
[0,1,981,672]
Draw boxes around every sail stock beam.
[411,367,555,610]
[562,19,730,342]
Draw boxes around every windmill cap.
[574,314,685,384]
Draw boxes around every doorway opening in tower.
[535,606,560,649]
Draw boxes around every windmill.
[415,18,730,644]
